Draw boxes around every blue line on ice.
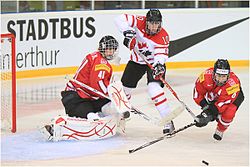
[1,131,125,161]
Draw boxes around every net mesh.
[1,34,15,132]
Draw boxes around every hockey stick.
[131,105,183,126]
[134,47,198,122]
[64,76,177,126]
[128,122,196,154]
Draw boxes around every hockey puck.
[129,150,133,154]
[202,160,209,166]
[123,111,130,119]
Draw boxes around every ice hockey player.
[41,35,129,141]
[193,59,244,141]
[61,35,119,119]
[114,9,175,134]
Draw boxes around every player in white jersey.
[115,9,174,134]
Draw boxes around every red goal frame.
[1,33,16,133]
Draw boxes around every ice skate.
[213,128,223,141]
[163,121,175,135]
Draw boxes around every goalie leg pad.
[49,115,120,141]
[108,81,132,119]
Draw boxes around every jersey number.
[98,71,105,79]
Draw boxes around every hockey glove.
[200,98,219,120]
[152,63,165,80]
[195,109,214,127]
[139,49,152,57]
[123,30,136,50]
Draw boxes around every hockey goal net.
[1,33,16,133]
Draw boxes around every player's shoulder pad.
[225,83,240,95]
[87,51,99,60]
[225,74,240,95]
[199,68,213,83]
[135,15,146,22]
[135,15,146,30]
[151,29,169,45]
[94,57,111,73]
[198,72,205,83]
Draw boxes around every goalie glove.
[123,30,136,50]
[152,63,165,80]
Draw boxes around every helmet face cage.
[98,36,119,60]
[146,9,162,35]
[213,59,230,86]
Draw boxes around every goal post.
[1,33,16,133]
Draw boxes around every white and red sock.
[148,82,171,117]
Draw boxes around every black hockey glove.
[152,63,165,80]
[195,110,214,127]
[139,49,152,57]
[195,99,219,128]
[123,30,136,50]
[199,98,219,120]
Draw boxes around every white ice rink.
[1,67,249,166]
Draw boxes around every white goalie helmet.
[98,35,119,61]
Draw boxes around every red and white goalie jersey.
[193,68,242,114]
[65,51,113,99]
[115,14,169,65]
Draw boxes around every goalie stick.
[128,122,196,154]
[135,47,198,122]
[65,76,182,126]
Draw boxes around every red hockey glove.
[123,30,136,50]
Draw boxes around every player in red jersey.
[61,35,119,118]
[115,9,175,134]
[193,59,244,140]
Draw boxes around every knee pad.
[217,104,237,131]
[221,104,237,121]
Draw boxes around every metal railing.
[1,0,249,14]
